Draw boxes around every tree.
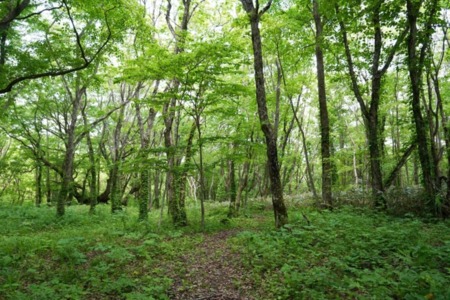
[336,0,409,208]
[162,0,195,227]
[405,0,439,204]
[135,83,157,221]
[312,0,332,208]
[0,0,130,95]
[239,0,288,228]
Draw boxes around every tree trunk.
[173,122,196,226]
[195,115,206,229]
[430,57,450,217]
[406,0,438,202]
[289,96,317,198]
[35,162,42,207]
[424,74,440,183]
[336,2,407,208]
[57,85,86,217]
[236,160,250,213]
[227,159,237,218]
[82,105,97,214]
[313,0,332,208]
[136,94,156,220]
[162,0,194,226]
[111,103,126,213]
[153,168,161,209]
[240,0,288,228]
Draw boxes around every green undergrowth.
[1,202,449,299]
[0,202,258,300]
[232,206,450,299]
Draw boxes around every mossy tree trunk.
[406,0,439,204]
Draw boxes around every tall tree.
[239,0,288,228]
[312,0,332,208]
[56,80,86,216]
[406,0,440,204]
[336,0,408,208]
[162,0,195,226]
[135,83,157,221]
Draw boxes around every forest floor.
[0,201,449,299]
[167,229,255,300]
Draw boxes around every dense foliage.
[1,1,450,298]
[0,0,449,223]
[235,207,450,299]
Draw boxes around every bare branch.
[62,0,88,64]
[16,4,63,20]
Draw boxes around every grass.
[0,201,449,299]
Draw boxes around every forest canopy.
[1,1,450,299]
[0,0,449,224]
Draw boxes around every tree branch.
[384,142,416,188]
[0,7,114,94]
[259,0,273,17]
[380,26,408,75]
[16,4,63,20]
[62,0,87,63]
[165,0,176,38]
[74,97,132,145]
[335,3,369,119]
[0,0,30,26]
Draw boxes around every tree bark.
[313,0,332,208]
[236,160,250,212]
[406,0,438,202]
[195,116,206,229]
[35,162,42,207]
[110,103,126,213]
[240,0,288,228]
[173,121,196,226]
[430,37,450,216]
[57,85,86,217]
[82,101,97,214]
[227,158,237,218]
[163,0,194,226]
[136,88,156,220]
[289,95,317,198]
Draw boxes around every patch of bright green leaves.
[0,204,196,299]
[233,207,450,300]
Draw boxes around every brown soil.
[168,230,256,300]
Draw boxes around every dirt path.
[168,230,255,300]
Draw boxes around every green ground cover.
[0,202,448,299]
